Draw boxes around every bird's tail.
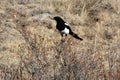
[69,31,83,40]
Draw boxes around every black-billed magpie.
[53,16,83,40]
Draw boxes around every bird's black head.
[53,16,65,23]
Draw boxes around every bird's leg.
[60,32,63,37]
[65,34,67,36]
[60,33,66,42]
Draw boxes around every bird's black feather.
[53,16,83,41]
[69,31,83,40]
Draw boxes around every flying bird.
[53,16,83,40]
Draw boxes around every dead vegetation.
[0,0,120,80]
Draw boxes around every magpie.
[53,16,83,40]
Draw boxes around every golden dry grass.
[0,0,120,80]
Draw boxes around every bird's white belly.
[61,28,69,34]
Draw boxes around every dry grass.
[0,0,120,80]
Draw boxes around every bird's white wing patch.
[65,23,69,26]
[61,27,69,34]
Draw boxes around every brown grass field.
[0,0,120,80]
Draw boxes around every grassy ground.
[0,0,120,80]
